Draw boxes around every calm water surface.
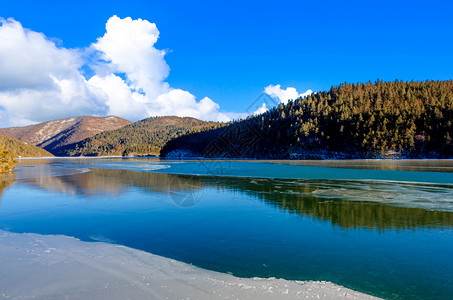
[0,159,452,299]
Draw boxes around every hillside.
[0,116,131,154]
[0,146,16,173]
[56,116,225,157]
[0,135,52,158]
[161,80,453,159]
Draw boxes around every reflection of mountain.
[24,169,126,196]
[23,168,204,197]
[0,172,15,203]
[22,167,453,230]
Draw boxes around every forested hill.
[0,135,53,157]
[161,80,453,159]
[56,116,225,157]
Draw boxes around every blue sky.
[1,0,452,124]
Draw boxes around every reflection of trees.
[22,167,453,230]
[0,172,15,204]
[261,191,453,231]
[194,176,453,231]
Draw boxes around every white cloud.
[89,16,230,122]
[248,84,314,115]
[253,103,268,115]
[0,16,315,127]
[92,16,170,99]
[0,18,107,125]
[0,18,81,92]
[153,89,230,122]
[264,84,313,104]
[0,16,229,127]
[87,74,147,121]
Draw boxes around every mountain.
[0,135,53,158]
[0,116,132,154]
[161,80,453,159]
[56,116,225,157]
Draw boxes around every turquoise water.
[1,159,452,299]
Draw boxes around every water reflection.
[21,168,203,196]
[3,162,453,300]
[18,166,453,231]
[0,172,15,204]
[272,159,453,173]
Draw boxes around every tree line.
[161,80,453,159]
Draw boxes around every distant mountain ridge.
[56,116,225,157]
[0,116,131,154]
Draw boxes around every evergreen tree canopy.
[161,80,453,159]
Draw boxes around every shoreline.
[14,155,453,161]
[0,230,381,299]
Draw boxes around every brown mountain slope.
[0,135,53,157]
[0,116,132,154]
[57,116,225,157]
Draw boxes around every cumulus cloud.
[247,84,313,116]
[92,16,170,99]
[264,84,313,104]
[87,16,229,122]
[0,18,107,125]
[0,18,80,91]
[86,74,146,122]
[0,16,229,126]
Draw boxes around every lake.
[1,158,452,299]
